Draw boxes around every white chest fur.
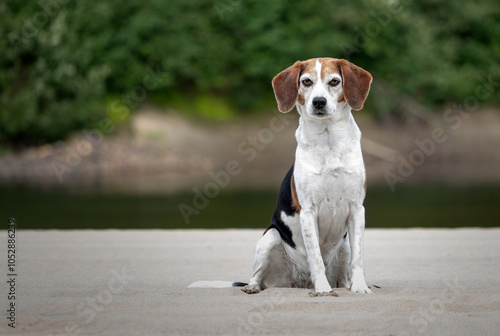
[291,110,366,256]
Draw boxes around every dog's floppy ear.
[337,59,372,111]
[272,61,302,113]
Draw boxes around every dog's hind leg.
[242,228,286,294]
[326,236,351,288]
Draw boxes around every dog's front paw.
[350,282,373,294]
[313,276,333,294]
[349,268,373,294]
[242,284,261,294]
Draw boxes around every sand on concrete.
[1,229,499,335]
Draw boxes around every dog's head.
[272,58,372,118]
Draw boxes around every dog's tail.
[232,282,248,287]
[187,281,248,288]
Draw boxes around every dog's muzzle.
[312,97,327,110]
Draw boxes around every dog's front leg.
[300,209,332,293]
[347,203,372,294]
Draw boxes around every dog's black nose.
[312,97,327,109]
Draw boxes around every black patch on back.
[264,165,297,249]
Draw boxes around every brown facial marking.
[297,59,317,107]
[337,93,345,103]
[297,93,305,105]
[300,59,317,77]
[290,171,301,213]
[320,58,341,80]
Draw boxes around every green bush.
[1,0,499,146]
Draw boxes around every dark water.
[1,185,499,229]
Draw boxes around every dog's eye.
[329,78,340,87]
[301,78,312,87]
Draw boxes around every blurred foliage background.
[1,0,499,147]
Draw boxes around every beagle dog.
[242,58,373,295]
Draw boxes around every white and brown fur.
[242,57,373,295]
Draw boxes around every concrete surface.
[1,229,500,335]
